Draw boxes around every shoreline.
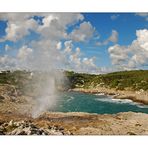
[70,87,148,105]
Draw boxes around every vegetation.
[0,70,148,93]
[65,70,148,91]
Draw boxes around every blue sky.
[74,13,148,70]
[0,13,148,73]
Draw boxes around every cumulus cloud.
[96,30,118,46]
[108,30,118,43]
[66,46,98,73]
[64,40,73,53]
[56,42,62,50]
[0,13,99,74]
[1,17,38,42]
[135,29,148,50]
[0,13,84,42]
[69,47,81,68]
[108,29,148,70]
[108,44,129,68]
[36,13,84,41]
[82,57,97,71]
[17,45,33,60]
[69,21,95,42]
[0,55,17,71]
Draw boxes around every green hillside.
[0,70,148,93]
[65,70,148,91]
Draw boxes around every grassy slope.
[0,70,148,92]
[65,70,148,91]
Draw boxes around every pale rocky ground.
[0,84,148,135]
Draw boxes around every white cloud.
[0,55,17,70]
[17,45,33,60]
[135,13,148,21]
[64,40,73,53]
[108,29,148,69]
[69,47,81,66]
[4,18,38,42]
[56,42,62,50]
[108,30,118,43]
[0,13,99,73]
[135,29,148,51]
[0,13,32,22]
[0,13,84,42]
[96,30,118,46]
[67,46,98,73]
[37,13,84,41]
[82,57,96,68]
[108,44,128,66]
[5,44,11,51]
[110,14,120,20]
[69,21,95,42]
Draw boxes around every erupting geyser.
[31,75,58,118]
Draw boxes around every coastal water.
[51,92,148,114]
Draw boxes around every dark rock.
[30,124,37,129]
[0,95,5,101]
[127,131,136,135]
[108,93,116,95]
[17,131,27,135]
[59,127,64,131]
[0,121,4,125]
[0,130,5,135]
[135,123,142,127]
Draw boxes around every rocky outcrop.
[0,119,65,135]
[0,112,148,135]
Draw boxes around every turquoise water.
[52,92,148,114]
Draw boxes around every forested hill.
[65,70,148,91]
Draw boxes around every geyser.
[31,73,58,118]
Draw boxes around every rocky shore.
[71,87,148,105]
[0,111,148,135]
[0,84,148,135]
